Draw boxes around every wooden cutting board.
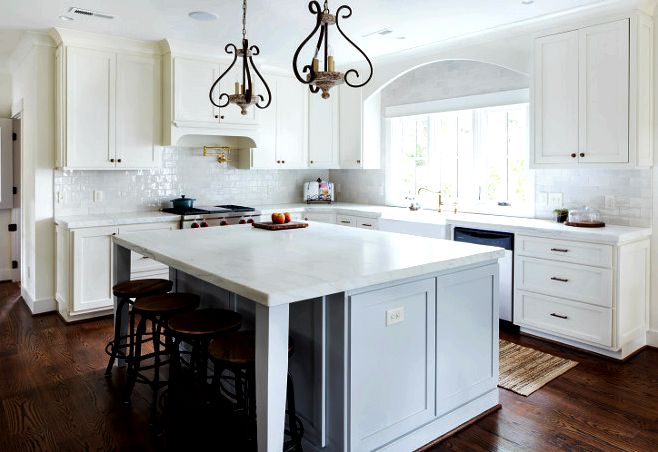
[252,221,309,231]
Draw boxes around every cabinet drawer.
[336,215,356,227]
[356,218,378,230]
[516,235,612,268]
[515,256,612,308]
[515,290,612,347]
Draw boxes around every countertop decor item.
[209,0,272,115]
[252,221,309,231]
[170,195,195,210]
[565,206,605,228]
[292,0,373,99]
[553,208,569,223]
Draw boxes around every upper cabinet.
[54,30,162,170]
[339,85,381,169]
[532,15,653,168]
[309,88,339,169]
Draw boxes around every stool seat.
[209,330,294,365]
[168,309,242,338]
[113,278,173,298]
[133,293,200,317]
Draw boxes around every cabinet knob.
[570,153,577,158]
[310,160,314,164]
[214,115,219,119]
[110,158,115,163]
[579,153,585,158]
[281,160,285,164]
[277,160,281,164]
[356,160,361,164]
[117,158,122,163]
[221,115,225,120]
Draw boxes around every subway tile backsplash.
[54,147,328,216]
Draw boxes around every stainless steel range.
[162,205,261,229]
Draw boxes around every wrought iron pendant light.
[293,0,373,99]
[209,0,271,115]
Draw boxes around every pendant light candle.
[209,0,272,115]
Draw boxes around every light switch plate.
[548,192,563,207]
[93,190,104,202]
[386,307,405,326]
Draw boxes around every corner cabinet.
[532,15,653,168]
[55,41,162,170]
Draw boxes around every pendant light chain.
[242,0,247,39]
[323,0,329,13]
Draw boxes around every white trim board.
[384,89,529,118]
[647,330,658,348]
[21,287,56,314]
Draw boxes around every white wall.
[0,72,12,280]
[9,34,56,313]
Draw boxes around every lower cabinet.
[343,264,498,451]
[303,212,336,224]
[56,221,178,322]
[335,214,379,230]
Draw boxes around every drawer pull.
[550,248,569,253]
[550,277,569,283]
[361,223,372,227]
[340,220,351,224]
[550,313,568,320]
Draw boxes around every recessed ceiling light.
[59,15,74,21]
[521,0,534,4]
[188,11,218,21]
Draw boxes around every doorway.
[11,117,21,283]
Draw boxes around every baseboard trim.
[0,268,13,282]
[21,287,57,314]
[647,330,658,348]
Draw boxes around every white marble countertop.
[56,202,651,245]
[113,222,504,306]
[55,211,181,228]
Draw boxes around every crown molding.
[50,27,161,55]
[8,31,55,74]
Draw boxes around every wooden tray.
[564,221,606,228]
[252,221,309,231]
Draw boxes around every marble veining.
[113,223,504,306]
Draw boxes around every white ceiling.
[0,0,622,66]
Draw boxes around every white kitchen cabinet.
[514,234,649,359]
[335,214,379,230]
[56,41,161,170]
[56,220,179,322]
[275,76,308,168]
[532,15,653,168]
[336,214,356,227]
[338,84,363,168]
[72,226,118,313]
[303,212,337,223]
[172,56,257,127]
[308,90,339,168]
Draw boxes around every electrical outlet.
[548,192,563,208]
[604,195,615,209]
[537,192,548,205]
[56,191,63,204]
[386,307,405,326]
[93,190,104,202]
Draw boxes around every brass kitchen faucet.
[417,187,443,213]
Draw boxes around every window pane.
[477,109,508,202]
[507,106,530,204]
[432,113,458,200]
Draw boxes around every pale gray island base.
[112,224,504,452]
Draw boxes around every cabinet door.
[436,265,498,416]
[72,226,118,312]
[533,31,579,165]
[116,54,161,168]
[66,47,116,169]
[174,57,220,125]
[308,90,339,168]
[275,76,308,168]
[338,85,363,168]
[579,19,629,163]
[349,278,436,452]
[250,77,278,169]
[219,63,258,125]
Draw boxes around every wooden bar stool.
[105,278,173,377]
[123,292,200,419]
[208,331,304,451]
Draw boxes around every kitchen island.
[112,222,504,452]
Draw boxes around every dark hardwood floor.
[1,281,657,451]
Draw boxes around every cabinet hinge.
[12,132,17,141]
[11,261,18,269]
[8,224,17,232]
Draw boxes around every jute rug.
[499,339,578,396]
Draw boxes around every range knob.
[200,221,209,228]
[246,219,255,224]
[220,220,229,226]
[239,219,247,225]
[191,222,200,229]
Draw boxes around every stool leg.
[105,297,127,377]
[150,319,162,422]
[123,316,146,404]
[287,372,303,451]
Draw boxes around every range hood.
[171,126,258,149]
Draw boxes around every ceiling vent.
[68,7,115,20]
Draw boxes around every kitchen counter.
[113,222,503,306]
[55,211,180,229]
